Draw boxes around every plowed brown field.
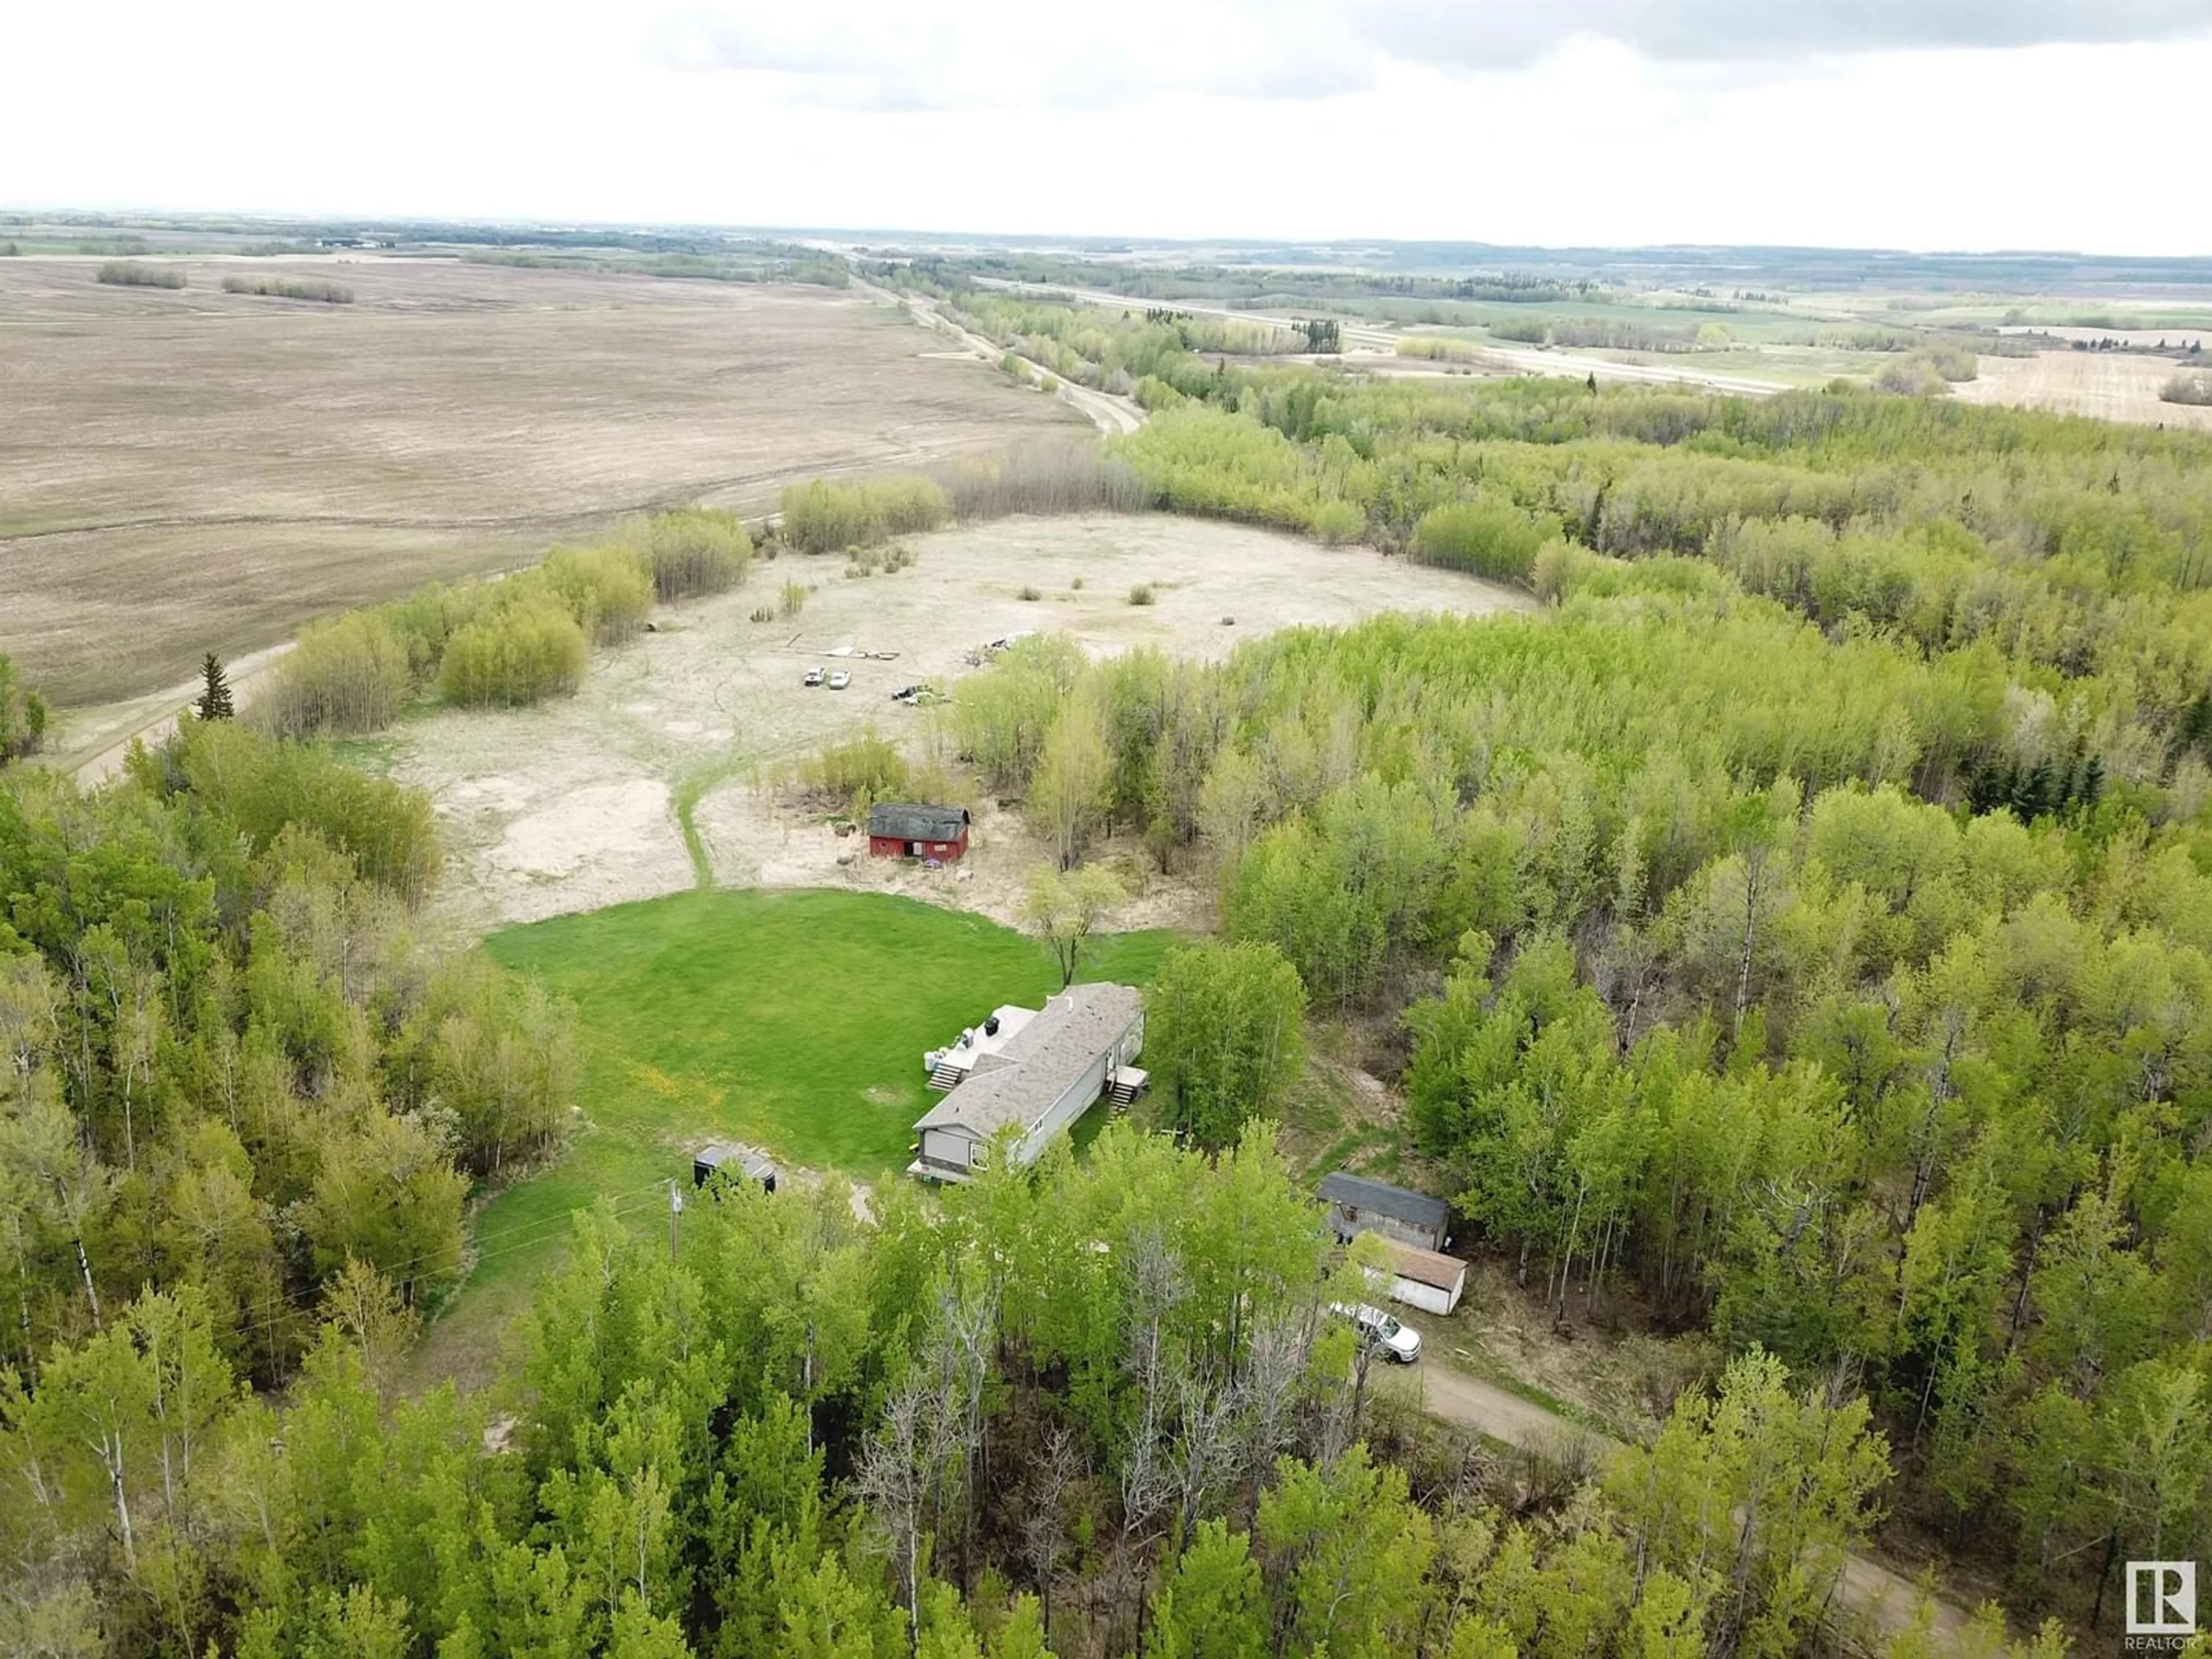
[0,256,1080,707]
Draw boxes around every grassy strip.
[671,752,749,888]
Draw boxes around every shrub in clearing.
[1128,583,1156,606]
[801,729,910,811]
[1919,342,1979,382]
[1018,585,1043,602]
[1396,335,1487,364]
[258,611,411,737]
[1409,499,1554,585]
[543,545,653,643]
[1312,499,1366,546]
[780,479,872,553]
[96,261,185,289]
[1071,576,1085,590]
[935,443,1152,520]
[374,583,467,681]
[780,476,951,554]
[643,509,752,600]
[1874,357,1947,397]
[438,600,588,707]
[2162,373,2212,407]
[780,580,807,618]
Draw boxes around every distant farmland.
[1952,348,2212,430]
[0,256,1080,708]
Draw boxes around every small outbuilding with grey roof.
[1318,1171,1451,1252]
[909,983,1145,1181]
[693,1143,778,1194]
[868,802,971,862]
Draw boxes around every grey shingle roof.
[916,983,1142,1139]
[1318,1172,1449,1230]
[868,802,970,841]
[696,1143,777,1181]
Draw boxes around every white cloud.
[2,0,2206,254]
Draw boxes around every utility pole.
[668,1180,684,1260]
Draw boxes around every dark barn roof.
[1318,1171,1449,1231]
[868,802,971,841]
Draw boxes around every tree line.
[0,655,48,763]
[0,714,576,1396]
[935,365,2212,1620]
[4,1123,2025,1659]
[257,511,750,737]
[219,275,354,305]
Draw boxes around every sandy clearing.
[374,513,1536,935]
[1954,349,2212,430]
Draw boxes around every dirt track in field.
[0,256,1083,710]
[1954,349,2212,429]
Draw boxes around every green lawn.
[407,888,1177,1390]
[488,886,1175,1175]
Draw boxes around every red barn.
[867,802,971,862]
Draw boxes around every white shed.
[1368,1239,1468,1316]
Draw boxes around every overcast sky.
[7,0,2209,253]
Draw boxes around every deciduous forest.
[5,320,2211,1655]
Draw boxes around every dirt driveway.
[1393,1359,1975,1646]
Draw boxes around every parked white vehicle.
[827,669,851,691]
[1330,1301,1422,1363]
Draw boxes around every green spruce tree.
[196,650,234,721]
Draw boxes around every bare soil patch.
[372,514,1537,935]
[1952,348,2212,429]
[0,256,1081,707]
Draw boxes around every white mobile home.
[908,983,1145,1181]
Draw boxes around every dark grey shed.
[1317,1171,1450,1251]
[866,802,971,842]
[694,1143,778,1194]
